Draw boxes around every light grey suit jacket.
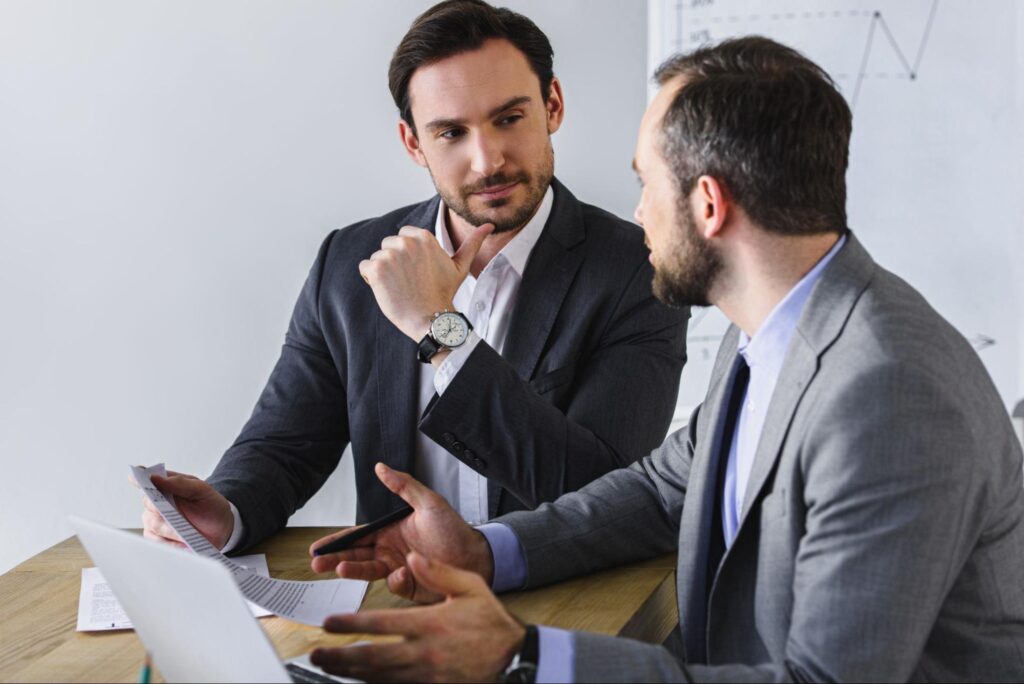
[498,233,1024,682]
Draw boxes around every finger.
[323,608,429,637]
[142,508,183,543]
[333,560,393,582]
[309,526,369,556]
[310,643,420,683]
[141,528,187,548]
[385,565,419,602]
[406,552,484,599]
[150,474,209,500]
[358,259,373,285]
[381,235,412,251]
[451,222,494,275]
[311,550,376,575]
[374,462,435,509]
[397,225,431,240]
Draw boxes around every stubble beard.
[430,143,554,234]
[652,201,723,308]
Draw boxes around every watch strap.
[416,334,443,364]
[499,625,539,683]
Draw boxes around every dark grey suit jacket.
[499,233,1024,682]
[208,178,689,549]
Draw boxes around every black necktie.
[685,355,750,665]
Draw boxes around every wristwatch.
[416,310,473,363]
[499,624,539,684]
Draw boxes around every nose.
[469,131,505,178]
[634,201,644,227]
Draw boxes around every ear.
[545,77,565,135]
[398,119,428,168]
[694,175,730,239]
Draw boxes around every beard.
[431,143,554,234]
[652,201,723,308]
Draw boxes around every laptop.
[69,515,358,683]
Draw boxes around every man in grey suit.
[306,37,1024,682]
[138,1,688,555]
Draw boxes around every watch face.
[431,312,470,347]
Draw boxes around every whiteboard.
[648,0,1024,416]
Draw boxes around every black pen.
[312,505,414,556]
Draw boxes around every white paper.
[77,554,273,632]
[130,464,367,626]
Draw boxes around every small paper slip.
[130,464,368,626]
[77,554,274,632]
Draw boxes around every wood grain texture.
[0,528,677,683]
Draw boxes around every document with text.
[77,554,274,631]
[131,464,367,626]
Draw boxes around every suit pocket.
[529,364,576,395]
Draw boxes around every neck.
[714,230,841,337]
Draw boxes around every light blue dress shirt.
[721,233,846,546]
[478,233,847,683]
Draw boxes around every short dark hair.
[388,0,554,133]
[655,37,851,236]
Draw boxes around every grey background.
[0,0,648,574]
[3,0,1022,578]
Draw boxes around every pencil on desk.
[138,653,151,684]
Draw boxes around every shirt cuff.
[220,501,244,553]
[536,626,575,683]
[476,522,528,593]
[433,332,482,395]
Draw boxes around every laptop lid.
[70,515,291,684]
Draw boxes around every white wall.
[0,1,648,573]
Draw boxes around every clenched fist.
[358,223,493,341]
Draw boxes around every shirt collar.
[433,185,554,278]
[738,233,848,374]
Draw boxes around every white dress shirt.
[222,187,553,550]
[416,186,553,524]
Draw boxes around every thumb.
[151,474,208,500]
[375,462,433,509]
[451,223,494,275]
[406,551,481,598]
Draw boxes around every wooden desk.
[0,528,677,683]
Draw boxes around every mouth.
[472,181,520,201]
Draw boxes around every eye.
[439,128,465,140]
[497,114,523,126]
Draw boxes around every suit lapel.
[489,180,584,517]
[733,232,877,534]
[500,178,585,380]
[376,197,441,475]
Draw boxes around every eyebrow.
[423,95,534,133]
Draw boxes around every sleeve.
[418,257,690,509]
[476,522,528,593]
[220,501,245,554]
[497,406,700,589]
[536,627,576,683]
[207,230,351,551]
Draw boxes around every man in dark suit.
[138,0,688,554]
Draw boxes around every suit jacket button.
[443,432,456,445]
[466,450,486,469]
[451,441,465,453]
